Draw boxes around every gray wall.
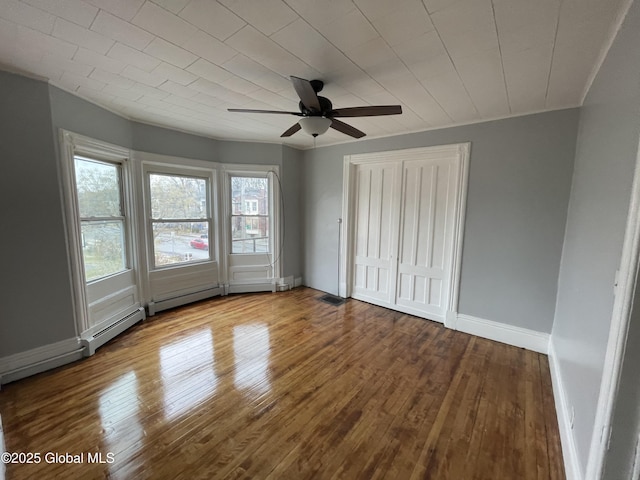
[551,0,640,474]
[132,121,218,161]
[0,72,76,357]
[302,109,578,333]
[605,265,640,479]
[49,86,132,147]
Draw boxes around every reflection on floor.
[0,287,565,479]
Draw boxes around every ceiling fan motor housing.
[299,96,333,116]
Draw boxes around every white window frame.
[134,151,222,313]
[221,164,282,291]
[59,130,140,334]
[144,166,215,270]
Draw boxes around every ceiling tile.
[454,48,510,117]
[220,0,299,36]
[158,79,199,98]
[419,71,479,121]
[270,18,353,74]
[285,0,357,28]
[40,54,94,77]
[143,37,197,68]
[221,74,260,95]
[129,83,170,100]
[52,18,114,55]
[16,23,78,59]
[437,26,498,64]
[345,37,396,71]
[121,64,167,87]
[60,70,106,92]
[150,0,190,15]
[422,0,465,14]
[246,88,296,110]
[431,0,494,32]
[186,58,232,84]
[182,30,238,65]
[315,9,379,52]
[392,30,446,66]
[408,55,457,81]
[195,93,225,108]
[84,0,144,21]
[132,1,198,47]
[90,10,154,50]
[222,54,291,92]
[502,43,553,114]
[73,48,127,74]
[356,0,435,46]
[497,19,558,56]
[22,0,98,28]
[107,42,161,72]
[225,25,318,79]
[178,0,245,41]
[0,0,55,34]
[102,83,144,101]
[89,68,136,89]
[152,61,197,85]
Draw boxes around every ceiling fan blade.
[280,123,302,137]
[228,108,302,115]
[330,105,402,117]
[290,76,321,111]
[330,119,366,139]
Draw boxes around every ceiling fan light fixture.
[299,117,332,137]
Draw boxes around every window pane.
[231,216,269,253]
[231,176,269,254]
[153,221,210,266]
[231,177,268,215]
[75,157,122,217]
[81,221,126,281]
[150,174,206,219]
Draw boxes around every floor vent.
[319,294,346,306]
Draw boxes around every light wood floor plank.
[0,287,564,479]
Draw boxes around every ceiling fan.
[228,76,402,139]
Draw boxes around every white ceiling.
[0,0,631,148]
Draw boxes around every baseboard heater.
[81,307,145,357]
[148,286,222,315]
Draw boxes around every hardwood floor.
[0,287,564,479]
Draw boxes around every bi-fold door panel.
[352,162,400,304]
[395,158,456,321]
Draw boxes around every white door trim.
[585,134,640,479]
[340,143,470,323]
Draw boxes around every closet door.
[395,157,458,322]
[351,161,401,306]
[346,145,466,324]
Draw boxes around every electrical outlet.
[570,406,575,429]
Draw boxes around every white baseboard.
[277,276,294,291]
[0,337,83,385]
[456,313,550,354]
[294,277,303,288]
[548,339,583,480]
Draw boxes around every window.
[231,176,269,253]
[74,156,127,282]
[148,173,211,267]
